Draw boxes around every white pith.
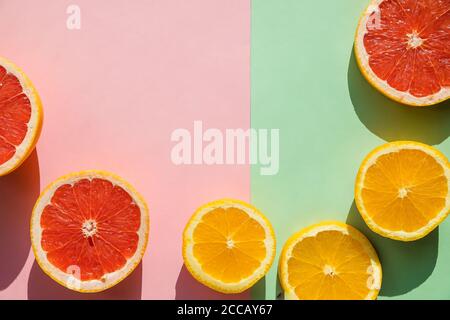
[281,223,382,300]
[323,265,336,276]
[31,171,149,292]
[407,31,424,49]
[0,57,42,174]
[356,142,450,240]
[398,187,409,199]
[226,239,235,249]
[82,220,98,238]
[355,0,450,106]
[183,200,275,293]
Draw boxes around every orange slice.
[355,0,450,106]
[0,56,43,176]
[30,170,150,292]
[279,221,382,300]
[355,141,450,241]
[182,199,276,293]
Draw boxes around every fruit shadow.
[0,150,40,290]
[251,277,266,300]
[175,264,249,300]
[347,48,450,145]
[347,201,438,297]
[27,261,143,300]
[275,275,284,300]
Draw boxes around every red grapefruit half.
[355,0,450,106]
[31,170,149,293]
[0,56,43,176]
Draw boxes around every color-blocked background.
[251,0,450,300]
[0,0,449,300]
[0,0,250,299]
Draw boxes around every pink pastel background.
[0,0,250,299]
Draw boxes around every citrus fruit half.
[0,56,43,176]
[355,0,450,106]
[31,170,149,292]
[279,221,382,300]
[182,199,276,293]
[355,141,450,241]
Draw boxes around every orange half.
[279,221,382,300]
[355,141,450,241]
[182,199,276,294]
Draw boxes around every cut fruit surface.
[182,199,276,293]
[279,222,382,300]
[355,0,450,106]
[355,141,450,241]
[31,170,149,292]
[0,56,43,175]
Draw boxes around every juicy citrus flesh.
[0,58,42,175]
[31,171,149,292]
[42,178,141,280]
[183,199,276,293]
[279,222,382,300]
[0,65,30,164]
[355,0,450,105]
[356,142,450,241]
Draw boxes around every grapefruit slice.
[0,57,43,176]
[355,141,450,241]
[279,222,382,300]
[31,170,149,292]
[355,0,450,106]
[183,199,276,293]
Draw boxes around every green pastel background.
[250,0,450,300]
